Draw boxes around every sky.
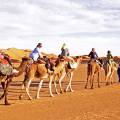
[0,0,120,56]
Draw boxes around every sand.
[0,64,120,120]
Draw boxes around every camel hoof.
[19,96,22,100]
[50,95,54,97]
[85,86,87,89]
[36,96,40,99]
[64,90,67,92]
[91,87,93,89]
[98,85,100,88]
[60,91,63,94]
[29,97,33,100]
[106,82,109,86]
[56,92,60,95]
[5,102,11,105]
[70,90,74,92]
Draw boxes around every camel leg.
[109,71,114,85]
[105,72,111,85]
[0,82,5,100]
[25,79,32,100]
[49,76,54,97]
[97,72,100,88]
[54,80,59,95]
[59,72,66,93]
[53,75,59,94]
[65,72,74,92]
[91,75,94,89]
[85,74,90,89]
[1,82,5,89]
[19,78,27,100]
[19,84,25,100]
[0,93,4,100]
[4,78,12,105]
[105,66,111,85]
[69,72,74,92]
[36,80,43,99]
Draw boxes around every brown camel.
[104,61,117,85]
[19,58,67,100]
[0,57,29,105]
[85,59,103,89]
[55,56,82,93]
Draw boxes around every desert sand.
[0,61,120,120]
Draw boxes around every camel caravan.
[0,44,119,105]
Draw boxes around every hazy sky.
[0,0,120,56]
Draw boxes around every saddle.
[0,63,13,75]
[0,59,9,64]
[40,57,54,72]
[67,62,77,69]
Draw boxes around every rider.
[29,43,54,71]
[106,50,114,65]
[29,43,43,61]
[88,48,98,61]
[60,43,74,62]
[61,43,70,57]
[88,48,102,67]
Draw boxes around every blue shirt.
[89,51,98,60]
[29,47,42,61]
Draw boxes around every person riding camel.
[61,43,69,57]
[88,48,102,67]
[60,43,74,62]
[29,43,54,71]
[106,50,114,65]
[29,43,43,62]
[88,48,98,61]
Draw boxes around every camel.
[54,56,82,94]
[85,59,103,89]
[103,60,118,85]
[0,57,29,105]
[19,58,67,100]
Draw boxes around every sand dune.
[0,47,120,63]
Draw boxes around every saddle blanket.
[0,63,13,75]
[69,62,78,69]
